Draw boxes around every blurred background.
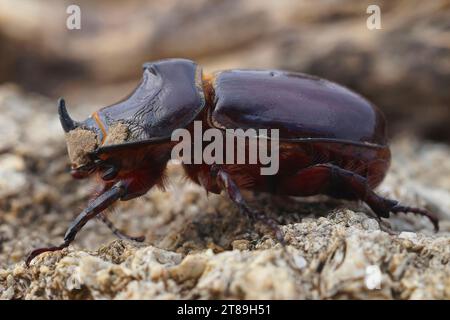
[0,0,449,141]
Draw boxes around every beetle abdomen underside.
[211,70,387,145]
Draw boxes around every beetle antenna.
[58,98,79,132]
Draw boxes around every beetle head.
[58,95,174,203]
[58,98,105,179]
[57,63,166,179]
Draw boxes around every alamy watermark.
[367,5,382,30]
[171,121,280,175]
[66,5,81,30]
[66,4,382,32]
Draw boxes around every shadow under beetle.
[26,58,438,266]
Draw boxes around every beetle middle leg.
[213,167,285,243]
[93,180,145,242]
[279,164,439,231]
[26,182,125,266]
[97,213,145,242]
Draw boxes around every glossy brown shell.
[210,69,387,146]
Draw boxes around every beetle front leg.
[213,167,284,243]
[26,182,126,266]
[90,183,145,242]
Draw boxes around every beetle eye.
[99,160,120,181]
[101,165,119,181]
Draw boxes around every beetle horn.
[58,98,79,132]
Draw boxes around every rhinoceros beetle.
[26,58,438,266]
